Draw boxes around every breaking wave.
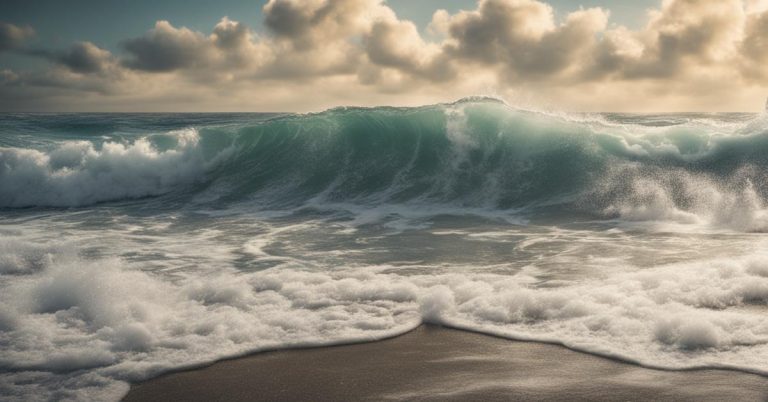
[2,99,768,230]
[3,98,768,230]
[5,101,768,400]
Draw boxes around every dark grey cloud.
[262,0,383,50]
[59,42,112,73]
[263,0,312,39]
[53,42,113,74]
[119,18,268,74]
[22,42,114,74]
[0,22,34,52]
[121,21,210,72]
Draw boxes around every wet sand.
[123,325,768,401]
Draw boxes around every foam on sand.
[123,325,768,402]
[4,234,768,400]
[4,101,768,400]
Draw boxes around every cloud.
[0,22,34,52]
[741,8,768,80]
[613,0,745,79]
[364,15,455,82]
[58,42,114,73]
[444,2,609,80]
[122,21,212,72]
[3,0,768,112]
[443,0,557,64]
[212,17,251,51]
[30,42,117,74]
[263,0,389,48]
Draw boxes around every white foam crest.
[0,130,218,207]
[599,166,768,232]
[0,248,421,401]
[0,238,54,275]
[6,238,768,400]
[422,251,768,371]
[444,105,478,165]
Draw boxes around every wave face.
[4,101,768,401]
[3,99,768,229]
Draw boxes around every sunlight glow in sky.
[0,0,766,112]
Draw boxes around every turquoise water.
[2,99,768,400]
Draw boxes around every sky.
[0,0,767,112]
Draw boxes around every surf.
[4,101,768,401]
[2,98,768,231]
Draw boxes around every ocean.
[2,98,768,400]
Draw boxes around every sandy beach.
[8,1,768,400]
[123,325,768,401]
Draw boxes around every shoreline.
[123,325,768,401]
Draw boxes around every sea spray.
[3,100,768,401]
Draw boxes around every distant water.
[3,99,768,400]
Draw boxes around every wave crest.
[3,100,768,233]
[0,129,223,207]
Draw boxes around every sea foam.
[0,129,224,207]
[4,235,768,401]
[3,101,768,401]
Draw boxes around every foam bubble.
[420,286,455,324]
[5,239,768,400]
[655,318,721,350]
[598,165,768,232]
[0,239,53,275]
[0,130,218,207]
[0,247,423,400]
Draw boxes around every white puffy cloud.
[597,0,746,79]
[3,0,768,112]
[363,13,455,83]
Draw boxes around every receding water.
[2,99,768,400]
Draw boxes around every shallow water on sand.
[2,100,768,400]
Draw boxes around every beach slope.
[123,325,768,401]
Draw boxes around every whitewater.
[3,98,768,400]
